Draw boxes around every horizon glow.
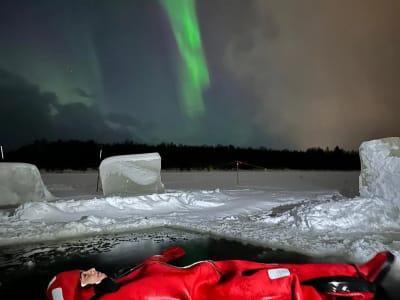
[160,0,210,119]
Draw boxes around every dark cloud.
[0,69,56,148]
[52,102,133,143]
[201,0,400,149]
[71,87,95,99]
[0,69,137,149]
[106,112,152,130]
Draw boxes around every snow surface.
[99,153,164,196]
[359,137,400,204]
[1,181,400,271]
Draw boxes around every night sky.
[1,0,399,151]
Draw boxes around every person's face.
[80,268,107,285]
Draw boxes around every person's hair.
[90,277,120,300]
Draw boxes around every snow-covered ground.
[1,169,400,298]
[1,169,400,288]
[1,170,399,262]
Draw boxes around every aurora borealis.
[1,0,399,151]
[160,0,210,119]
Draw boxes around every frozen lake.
[1,170,398,299]
[41,170,360,198]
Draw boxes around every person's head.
[80,268,107,286]
[47,268,117,300]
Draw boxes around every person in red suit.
[46,246,394,300]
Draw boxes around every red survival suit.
[46,246,394,300]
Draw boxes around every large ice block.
[0,162,53,206]
[359,137,400,203]
[99,153,165,196]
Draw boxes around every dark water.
[0,228,393,300]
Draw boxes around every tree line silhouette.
[3,140,361,171]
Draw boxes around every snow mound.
[0,163,53,206]
[99,153,165,197]
[359,137,400,204]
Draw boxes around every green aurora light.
[160,0,210,118]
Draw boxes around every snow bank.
[3,188,400,265]
[0,163,53,206]
[99,153,165,197]
[359,137,400,204]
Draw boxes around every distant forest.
[3,140,361,171]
